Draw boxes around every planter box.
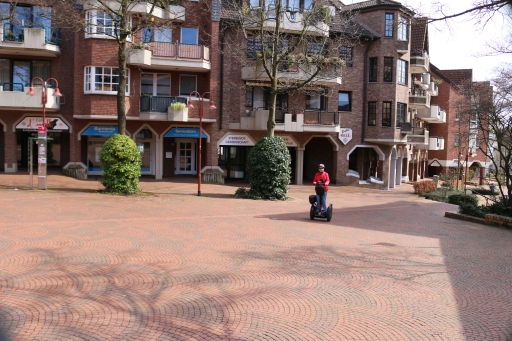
[168,108,188,121]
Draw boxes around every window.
[307,41,328,57]
[142,27,172,43]
[140,73,170,96]
[85,10,125,38]
[245,86,253,107]
[179,75,196,96]
[382,102,391,126]
[340,46,353,67]
[396,102,407,127]
[398,16,408,40]
[84,66,129,94]
[397,59,408,85]
[369,57,378,82]
[181,27,198,44]
[454,133,460,147]
[385,13,394,37]
[368,102,376,126]
[338,92,351,111]
[0,59,50,91]
[383,57,393,82]
[0,4,52,28]
[306,93,326,110]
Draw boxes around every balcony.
[409,88,431,110]
[83,0,185,21]
[416,104,446,124]
[231,108,340,133]
[0,24,61,57]
[241,63,341,86]
[413,73,430,90]
[127,43,210,72]
[410,50,429,74]
[406,127,429,145]
[0,85,60,111]
[417,136,444,150]
[139,95,186,120]
[428,81,438,96]
[244,10,329,36]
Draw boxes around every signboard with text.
[219,134,255,146]
[338,128,352,145]
[277,136,298,147]
[16,117,68,132]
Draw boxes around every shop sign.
[16,117,69,132]
[339,128,352,145]
[219,134,255,146]
[278,136,297,147]
[164,127,206,138]
[82,125,118,136]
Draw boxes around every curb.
[445,211,512,229]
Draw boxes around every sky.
[347,0,512,82]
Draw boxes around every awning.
[164,127,206,138]
[82,125,118,136]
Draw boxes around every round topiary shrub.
[99,134,142,194]
[236,136,291,200]
[448,193,479,206]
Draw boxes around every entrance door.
[135,129,154,175]
[176,139,196,174]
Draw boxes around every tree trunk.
[117,39,127,135]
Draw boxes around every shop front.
[217,133,255,181]
[163,127,207,176]
[15,116,69,171]
[81,125,121,176]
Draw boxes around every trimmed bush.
[447,193,479,206]
[458,203,489,218]
[412,180,436,194]
[100,134,142,194]
[488,199,512,218]
[235,136,291,200]
[420,188,463,202]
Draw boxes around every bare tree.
[457,66,512,204]
[220,0,363,136]
[31,0,185,134]
[414,0,512,24]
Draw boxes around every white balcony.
[0,27,61,57]
[406,128,429,145]
[417,136,444,150]
[410,52,429,74]
[416,104,446,123]
[409,90,431,110]
[244,10,329,36]
[127,43,210,72]
[241,63,341,86]
[0,87,61,111]
[428,81,438,96]
[83,0,185,21]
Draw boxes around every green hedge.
[235,136,291,200]
[447,193,479,206]
[100,134,142,194]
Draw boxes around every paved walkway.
[0,173,511,341]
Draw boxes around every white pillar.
[390,158,396,188]
[396,157,402,185]
[155,136,163,180]
[296,148,304,185]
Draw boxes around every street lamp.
[26,77,62,190]
[187,91,216,196]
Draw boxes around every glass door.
[135,129,154,175]
[176,139,196,174]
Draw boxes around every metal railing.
[1,82,25,92]
[303,110,339,125]
[140,95,187,112]
[146,42,210,61]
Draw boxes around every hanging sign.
[218,134,255,146]
[339,128,352,145]
[16,117,69,132]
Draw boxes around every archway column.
[296,147,304,185]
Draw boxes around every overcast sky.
[347,0,511,81]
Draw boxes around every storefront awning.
[164,127,206,138]
[82,126,118,136]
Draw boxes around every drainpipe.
[219,27,225,130]
[362,37,378,143]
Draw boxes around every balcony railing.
[147,42,210,60]
[2,23,61,46]
[140,95,187,112]
[410,49,429,74]
[303,110,339,125]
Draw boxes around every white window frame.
[179,74,197,97]
[85,10,131,39]
[398,16,408,41]
[84,66,130,95]
[142,26,172,43]
[397,59,408,85]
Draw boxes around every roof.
[410,17,428,54]
[439,69,473,87]
[340,0,403,12]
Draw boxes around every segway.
[309,182,333,222]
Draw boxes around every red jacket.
[313,172,330,192]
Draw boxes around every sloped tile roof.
[410,17,427,54]
[439,69,473,86]
[340,0,403,12]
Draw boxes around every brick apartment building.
[0,0,489,188]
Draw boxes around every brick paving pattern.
[0,174,511,341]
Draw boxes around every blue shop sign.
[164,127,206,138]
[82,126,118,136]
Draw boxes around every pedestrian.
[313,163,330,215]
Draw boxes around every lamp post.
[26,78,63,190]
[187,91,216,196]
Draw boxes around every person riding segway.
[310,164,333,221]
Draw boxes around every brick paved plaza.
[0,174,511,341]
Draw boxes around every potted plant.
[6,31,16,41]
[168,101,188,121]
